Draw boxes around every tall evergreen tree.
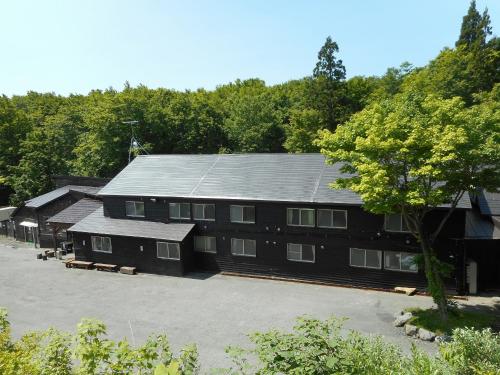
[311,36,346,131]
[456,0,492,50]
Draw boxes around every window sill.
[287,258,315,263]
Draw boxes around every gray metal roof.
[465,210,500,239]
[0,207,16,222]
[476,190,500,216]
[97,154,471,208]
[68,207,195,242]
[25,185,102,208]
[47,198,103,225]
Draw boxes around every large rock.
[393,310,404,319]
[393,312,413,327]
[418,328,436,341]
[405,324,418,336]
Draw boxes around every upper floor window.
[349,248,381,269]
[91,236,112,253]
[230,205,255,224]
[317,209,347,229]
[157,241,180,260]
[384,251,418,273]
[169,203,190,220]
[287,243,315,263]
[287,208,315,227]
[231,238,256,257]
[126,201,145,217]
[384,213,409,232]
[194,236,217,253]
[193,204,215,221]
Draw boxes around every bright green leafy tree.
[316,85,500,319]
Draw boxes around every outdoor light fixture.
[150,198,157,203]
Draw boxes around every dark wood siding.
[97,196,466,291]
[73,232,193,276]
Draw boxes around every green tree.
[224,91,284,152]
[316,86,500,319]
[284,109,323,153]
[311,36,347,131]
[456,0,492,50]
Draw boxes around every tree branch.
[430,190,465,243]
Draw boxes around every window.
[157,242,180,260]
[287,208,315,227]
[349,248,382,269]
[230,205,255,224]
[384,213,409,232]
[194,236,217,253]
[169,203,191,220]
[287,243,315,263]
[192,204,215,221]
[91,236,112,253]
[384,251,418,272]
[317,209,347,229]
[231,238,256,257]
[126,201,145,217]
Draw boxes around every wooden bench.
[69,260,94,270]
[120,266,137,275]
[45,250,55,258]
[94,263,118,272]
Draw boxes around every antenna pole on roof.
[122,120,149,164]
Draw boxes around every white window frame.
[192,203,215,221]
[194,236,217,253]
[126,201,145,217]
[384,251,419,273]
[287,208,315,227]
[91,236,112,253]
[286,243,315,263]
[230,205,255,224]
[384,213,410,233]
[349,248,382,269]
[169,203,191,220]
[156,241,180,260]
[230,238,256,257]
[317,209,347,229]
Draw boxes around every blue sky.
[1,0,498,96]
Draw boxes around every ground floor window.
[349,248,381,269]
[384,251,418,272]
[287,243,315,263]
[91,236,112,253]
[231,238,256,257]
[157,241,180,260]
[194,236,217,253]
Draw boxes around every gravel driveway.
[0,239,439,370]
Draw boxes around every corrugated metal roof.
[47,198,103,225]
[68,207,194,242]
[97,154,471,208]
[25,185,102,208]
[0,207,16,222]
[477,190,500,216]
[465,210,500,239]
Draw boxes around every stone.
[435,335,452,344]
[393,310,405,319]
[120,266,136,275]
[418,328,436,341]
[405,324,418,336]
[393,312,413,327]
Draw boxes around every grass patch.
[404,307,495,336]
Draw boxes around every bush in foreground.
[1,308,499,374]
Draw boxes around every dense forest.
[0,1,498,205]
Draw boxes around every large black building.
[67,153,495,293]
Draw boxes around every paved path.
[0,240,440,370]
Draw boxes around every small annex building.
[0,206,16,237]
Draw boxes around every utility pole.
[122,120,148,163]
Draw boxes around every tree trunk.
[418,227,449,320]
